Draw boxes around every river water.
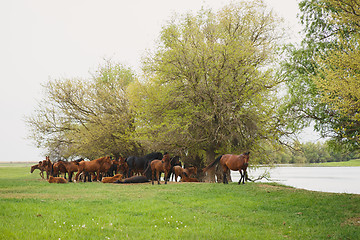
[231,166,360,194]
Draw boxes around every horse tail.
[203,155,223,173]
[143,160,151,177]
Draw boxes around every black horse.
[114,175,150,184]
[125,152,163,178]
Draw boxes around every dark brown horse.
[114,175,150,184]
[75,156,112,182]
[57,160,79,182]
[53,161,67,179]
[203,152,250,184]
[150,153,171,185]
[117,157,129,177]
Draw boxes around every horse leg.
[68,171,72,182]
[223,171,228,184]
[238,170,243,184]
[151,170,155,185]
[242,170,247,184]
[96,171,100,181]
[157,171,161,185]
[239,170,247,184]
[75,171,81,182]
[164,171,168,185]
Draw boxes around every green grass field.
[0,165,359,239]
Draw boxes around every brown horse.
[48,176,67,183]
[57,160,79,182]
[117,157,129,177]
[53,161,67,178]
[150,153,171,185]
[102,174,123,183]
[75,156,112,182]
[30,162,45,179]
[172,166,197,182]
[203,152,250,184]
[40,156,53,180]
[181,172,199,182]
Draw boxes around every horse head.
[243,152,250,165]
[162,152,170,162]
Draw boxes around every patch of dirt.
[341,217,360,226]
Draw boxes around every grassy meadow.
[0,164,359,240]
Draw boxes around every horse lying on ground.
[181,172,199,182]
[172,166,197,182]
[203,152,250,184]
[102,174,123,183]
[48,176,67,183]
[150,153,171,185]
[114,175,150,184]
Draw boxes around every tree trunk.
[203,148,216,183]
[215,164,232,183]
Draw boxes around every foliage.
[131,0,287,175]
[26,60,139,160]
[282,0,360,149]
[313,0,360,148]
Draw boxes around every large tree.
[26,60,139,160]
[313,0,360,147]
[282,0,360,149]
[129,0,286,181]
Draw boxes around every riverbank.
[238,166,360,195]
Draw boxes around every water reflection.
[231,166,360,194]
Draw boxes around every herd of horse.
[31,151,250,185]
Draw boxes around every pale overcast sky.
[0,0,306,162]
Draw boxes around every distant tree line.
[254,141,359,164]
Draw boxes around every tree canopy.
[128,0,286,181]
[26,60,139,160]
[282,0,360,149]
